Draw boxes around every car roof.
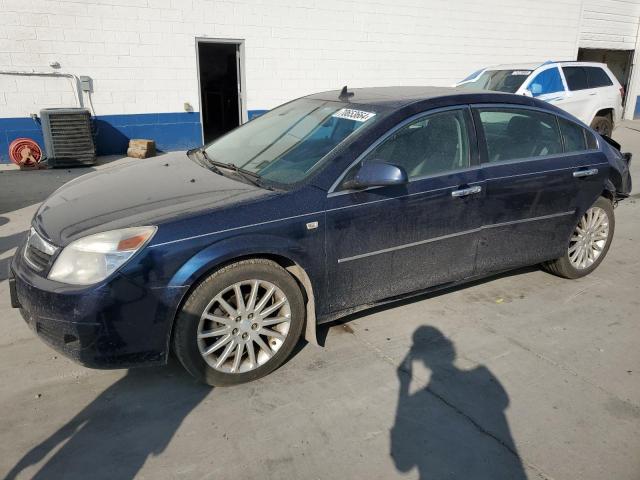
[305,86,545,110]
[485,61,609,71]
[485,62,544,71]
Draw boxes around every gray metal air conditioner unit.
[40,108,96,167]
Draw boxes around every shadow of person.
[5,361,211,480]
[390,326,527,479]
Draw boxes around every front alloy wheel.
[173,259,305,386]
[197,280,292,374]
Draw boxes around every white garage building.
[1,0,640,162]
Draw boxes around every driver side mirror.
[342,161,408,190]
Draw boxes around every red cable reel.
[9,138,43,169]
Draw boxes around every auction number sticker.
[511,70,532,76]
[332,108,376,122]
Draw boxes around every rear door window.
[528,67,564,96]
[562,67,589,91]
[584,67,613,88]
[476,108,563,163]
[557,117,587,152]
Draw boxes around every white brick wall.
[0,0,585,118]
[580,0,640,50]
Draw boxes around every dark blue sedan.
[10,87,632,385]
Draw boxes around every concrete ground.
[1,127,639,480]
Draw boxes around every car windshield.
[457,69,531,93]
[202,98,379,186]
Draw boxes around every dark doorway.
[197,41,242,143]
[578,48,634,104]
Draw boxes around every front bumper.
[10,245,188,369]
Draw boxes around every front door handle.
[573,168,598,178]
[451,185,482,197]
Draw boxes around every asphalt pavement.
[1,128,639,480]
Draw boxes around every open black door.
[197,41,242,143]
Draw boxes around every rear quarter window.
[558,117,587,152]
[557,116,599,152]
[586,129,598,149]
[584,67,614,88]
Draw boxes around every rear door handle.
[451,185,482,197]
[573,168,598,178]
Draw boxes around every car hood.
[33,152,273,246]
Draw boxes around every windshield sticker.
[332,108,376,122]
[511,70,532,76]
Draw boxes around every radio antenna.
[339,85,354,101]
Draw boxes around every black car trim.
[337,210,575,264]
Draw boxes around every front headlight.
[48,226,157,285]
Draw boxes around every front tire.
[543,196,615,279]
[173,259,305,386]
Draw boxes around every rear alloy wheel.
[173,259,305,386]
[543,196,615,279]
[590,115,613,137]
[568,206,609,270]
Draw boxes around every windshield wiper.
[189,148,224,176]
[198,148,273,190]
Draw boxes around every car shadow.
[0,229,28,281]
[4,360,211,480]
[390,326,527,479]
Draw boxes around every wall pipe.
[0,70,84,109]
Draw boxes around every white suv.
[456,61,623,136]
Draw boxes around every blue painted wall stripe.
[1,109,269,163]
[248,109,268,120]
[93,112,201,156]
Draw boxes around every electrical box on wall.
[79,76,93,93]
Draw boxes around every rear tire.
[543,196,615,279]
[173,259,305,386]
[590,115,613,136]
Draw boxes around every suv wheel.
[543,196,614,279]
[173,259,305,386]
[590,115,613,136]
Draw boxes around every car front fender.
[167,234,314,287]
[166,233,322,346]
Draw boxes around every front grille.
[36,319,63,344]
[25,244,51,270]
[23,228,58,273]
